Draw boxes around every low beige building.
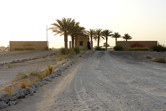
[10,41,48,51]
[116,41,158,50]
[70,36,89,49]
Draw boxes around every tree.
[87,29,95,50]
[112,32,121,46]
[50,18,74,54]
[123,33,132,41]
[94,29,103,47]
[68,21,82,49]
[102,30,112,50]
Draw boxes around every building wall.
[10,41,48,51]
[116,41,158,50]
[75,36,89,49]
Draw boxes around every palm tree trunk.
[126,39,127,41]
[106,37,108,50]
[91,35,93,50]
[71,35,74,49]
[97,35,100,47]
[115,38,117,46]
[64,32,68,54]
[75,36,78,47]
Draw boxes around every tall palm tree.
[94,29,103,47]
[68,20,80,49]
[87,29,95,50]
[102,30,112,50]
[123,33,132,41]
[50,18,74,54]
[112,32,121,46]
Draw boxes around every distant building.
[70,36,89,49]
[116,41,158,50]
[10,41,48,51]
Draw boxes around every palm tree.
[87,29,95,50]
[112,32,121,46]
[94,29,103,47]
[68,20,80,49]
[123,33,132,41]
[50,18,74,54]
[102,30,112,50]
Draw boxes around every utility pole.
[46,25,49,49]
[46,25,48,41]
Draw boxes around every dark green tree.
[112,32,121,46]
[102,30,112,50]
[123,33,132,41]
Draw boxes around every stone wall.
[116,41,158,50]
[10,41,48,51]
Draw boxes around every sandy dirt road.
[3,51,166,111]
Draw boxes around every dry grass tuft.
[15,72,28,81]
[29,71,40,76]
[4,87,15,95]
[145,55,152,59]
[153,58,166,63]
[33,77,41,83]
[43,65,54,76]
[19,81,31,89]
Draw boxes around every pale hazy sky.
[0,0,166,48]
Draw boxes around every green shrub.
[113,46,123,51]
[68,49,76,55]
[95,47,105,51]
[153,58,166,63]
[129,47,149,51]
[80,48,88,50]
[60,48,66,55]
[151,45,166,52]
[74,47,80,54]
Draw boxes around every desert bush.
[44,65,54,76]
[15,72,28,80]
[4,88,14,95]
[60,48,66,55]
[19,81,31,89]
[68,49,76,55]
[95,47,105,51]
[113,46,123,51]
[153,58,166,63]
[33,77,41,83]
[29,71,40,76]
[38,73,47,79]
[129,47,149,51]
[145,55,152,59]
[74,47,80,54]
[80,47,88,50]
[7,63,11,68]
[151,45,166,52]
